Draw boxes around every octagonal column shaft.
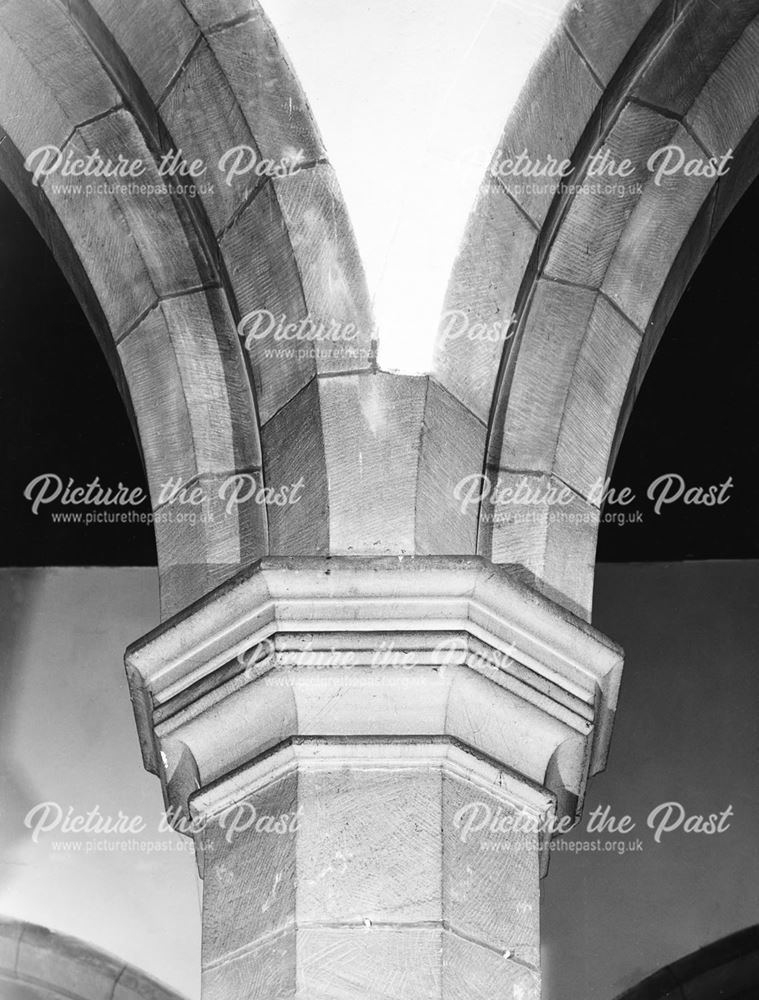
[195,740,549,999]
[126,556,623,1000]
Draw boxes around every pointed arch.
[0,0,372,617]
[434,0,759,618]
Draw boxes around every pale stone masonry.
[0,918,183,1000]
[3,0,758,995]
[127,556,622,997]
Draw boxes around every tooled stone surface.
[194,741,548,999]
[126,555,623,828]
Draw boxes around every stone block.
[297,926,440,999]
[565,0,661,86]
[261,380,329,555]
[205,13,324,166]
[442,932,539,1000]
[202,927,296,1000]
[194,743,548,998]
[632,0,759,116]
[47,110,211,338]
[553,294,641,500]
[201,770,298,964]
[118,289,253,498]
[159,38,258,235]
[0,920,21,972]
[490,280,597,474]
[296,767,442,925]
[602,125,715,331]
[416,379,486,555]
[319,373,427,555]
[484,470,599,619]
[442,770,540,957]
[0,2,119,154]
[86,0,199,103]
[272,165,374,376]
[183,0,254,31]
[436,178,537,422]
[16,924,120,1000]
[545,103,677,290]
[491,32,601,227]
[686,18,759,157]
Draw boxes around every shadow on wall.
[616,924,759,999]
[542,561,759,1000]
[0,571,48,890]
[0,916,187,999]
[0,567,201,999]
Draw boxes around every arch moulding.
[435,0,759,618]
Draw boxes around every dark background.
[0,181,155,565]
[1,177,757,566]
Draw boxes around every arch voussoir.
[437,0,759,619]
[1,0,382,618]
[0,0,269,616]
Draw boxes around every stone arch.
[615,923,759,998]
[434,0,759,619]
[0,0,372,617]
[0,916,186,999]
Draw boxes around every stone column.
[127,556,622,999]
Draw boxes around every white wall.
[0,568,200,999]
[544,560,759,999]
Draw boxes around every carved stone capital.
[126,555,622,829]
[127,556,622,998]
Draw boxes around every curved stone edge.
[615,923,759,1000]
[1,0,377,619]
[0,917,187,1000]
[434,0,670,421]
[434,0,759,620]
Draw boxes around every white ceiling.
[260,0,570,372]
